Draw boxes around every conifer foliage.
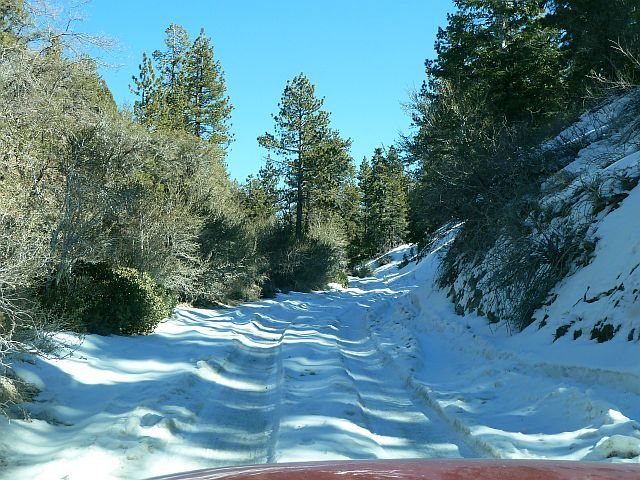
[254,73,358,291]
[544,0,640,92]
[357,146,409,259]
[131,24,231,142]
[258,73,353,240]
[406,0,640,329]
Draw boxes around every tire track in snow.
[358,279,503,459]
[189,313,289,467]
[366,284,640,461]
[338,304,488,459]
[273,310,392,461]
[271,289,481,461]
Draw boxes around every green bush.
[44,263,176,335]
[260,222,347,294]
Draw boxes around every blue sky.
[80,0,454,181]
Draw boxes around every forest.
[1,0,639,397]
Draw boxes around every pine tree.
[241,157,280,224]
[305,133,354,224]
[357,157,374,256]
[406,0,569,239]
[183,28,232,143]
[132,25,232,148]
[544,0,640,94]
[152,23,190,131]
[258,73,352,240]
[426,0,566,128]
[130,52,161,127]
[379,146,409,250]
[359,147,409,257]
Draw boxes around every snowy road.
[2,246,640,479]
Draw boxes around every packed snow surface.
[2,242,640,479]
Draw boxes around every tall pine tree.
[406,0,569,239]
[427,0,567,128]
[359,146,409,257]
[544,0,640,95]
[152,23,190,131]
[130,52,161,127]
[258,73,353,240]
[183,28,232,143]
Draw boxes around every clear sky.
[79,0,455,181]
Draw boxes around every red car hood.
[148,459,640,480]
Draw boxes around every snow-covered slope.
[446,92,640,339]
[529,104,640,345]
[369,244,640,462]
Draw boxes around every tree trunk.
[295,157,304,240]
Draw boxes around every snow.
[1,233,639,479]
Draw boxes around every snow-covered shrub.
[44,263,176,336]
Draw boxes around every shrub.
[397,253,411,270]
[43,263,176,335]
[553,323,573,341]
[374,254,393,268]
[267,237,342,292]
[590,320,620,343]
[352,264,374,278]
[260,220,347,294]
[198,214,265,304]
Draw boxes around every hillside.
[444,92,640,340]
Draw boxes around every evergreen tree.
[305,133,355,224]
[241,157,280,224]
[183,28,232,143]
[357,157,373,255]
[406,0,569,240]
[544,0,640,94]
[378,145,409,250]
[428,0,566,127]
[152,23,189,130]
[258,73,352,240]
[132,24,232,148]
[359,147,409,257]
[130,52,161,127]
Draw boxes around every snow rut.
[270,294,478,462]
[364,284,640,462]
[336,310,477,459]
[190,313,288,467]
[363,301,501,459]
